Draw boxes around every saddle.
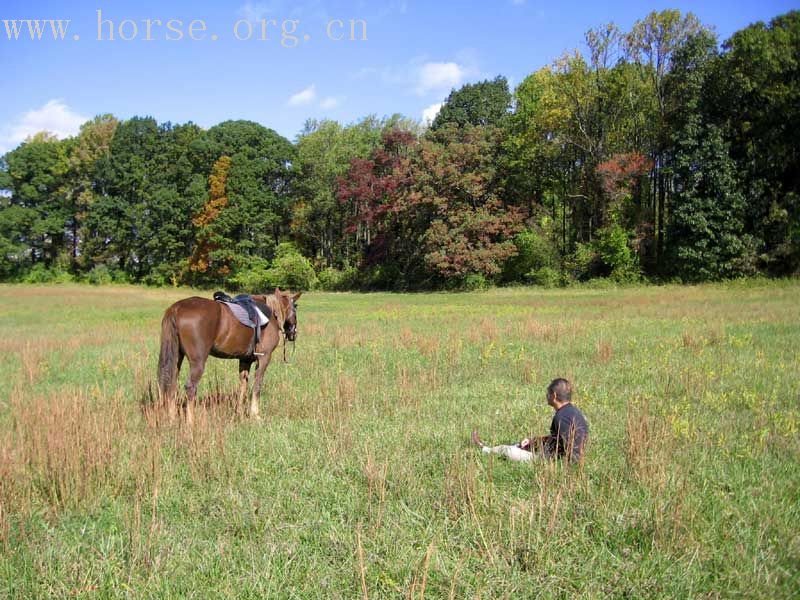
[213,291,271,352]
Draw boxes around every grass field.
[0,282,798,598]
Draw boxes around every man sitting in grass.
[472,378,588,463]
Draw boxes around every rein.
[281,336,296,363]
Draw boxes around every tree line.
[1,10,797,290]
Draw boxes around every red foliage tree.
[596,152,652,218]
[337,125,525,285]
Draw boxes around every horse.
[157,287,300,424]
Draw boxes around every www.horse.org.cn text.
[2,10,368,47]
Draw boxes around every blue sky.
[0,0,795,152]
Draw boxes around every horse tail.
[157,305,181,401]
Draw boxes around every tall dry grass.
[624,398,697,549]
[3,389,135,511]
[126,442,164,576]
[362,449,388,533]
[624,398,672,486]
[0,372,241,517]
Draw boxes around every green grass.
[1,281,799,598]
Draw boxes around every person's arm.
[519,414,560,452]
[518,435,551,452]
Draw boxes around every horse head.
[274,287,301,341]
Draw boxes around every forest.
[1,10,797,290]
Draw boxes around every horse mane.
[263,293,287,327]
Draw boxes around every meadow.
[0,281,798,598]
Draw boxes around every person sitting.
[472,378,588,464]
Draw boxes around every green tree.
[666,32,753,280]
[63,114,118,268]
[293,117,383,267]
[505,68,566,219]
[263,242,318,290]
[2,132,70,269]
[0,167,34,277]
[431,76,511,130]
[669,127,751,280]
[200,120,295,269]
[719,11,800,274]
[502,223,560,285]
[83,116,161,276]
[625,10,706,269]
[84,117,204,282]
[508,34,650,275]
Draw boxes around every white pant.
[481,444,534,462]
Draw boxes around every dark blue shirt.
[547,403,588,462]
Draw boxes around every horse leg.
[238,359,252,416]
[249,353,272,419]
[184,355,208,427]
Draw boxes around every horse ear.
[292,292,302,303]
[274,287,282,296]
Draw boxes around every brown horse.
[157,288,300,423]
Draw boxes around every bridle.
[278,298,297,363]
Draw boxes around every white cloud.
[352,55,480,97]
[416,62,465,96]
[421,102,443,126]
[320,96,340,110]
[287,84,317,107]
[0,99,87,155]
[236,2,278,23]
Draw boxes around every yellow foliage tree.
[188,156,232,275]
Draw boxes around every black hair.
[547,378,572,402]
